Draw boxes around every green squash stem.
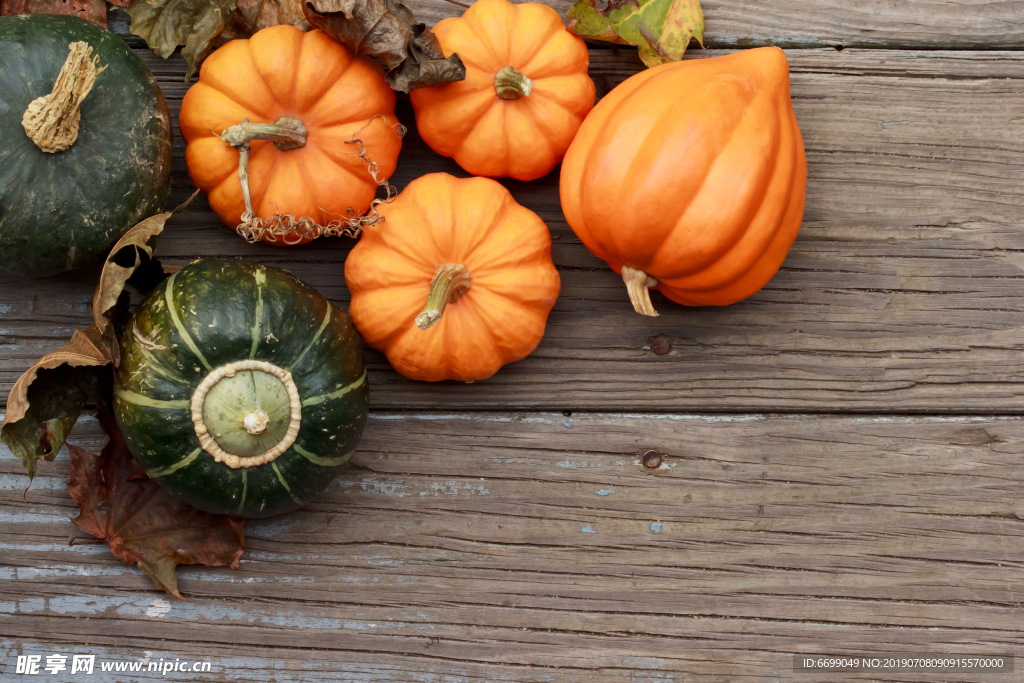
[22,41,107,153]
[494,66,534,100]
[416,263,472,330]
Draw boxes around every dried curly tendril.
[218,114,407,245]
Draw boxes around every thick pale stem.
[22,41,107,153]
[220,116,307,151]
[494,66,534,100]
[621,265,660,317]
[416,264,472,330]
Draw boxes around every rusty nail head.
[642,449,663,469]
[651,336,671,355]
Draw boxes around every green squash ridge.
[131,330,188,385]
[249,266,266,359]
[164,271,212,371]
[271,461,303,505]
[288,305,331,372]
[148,447,201,477]
[293,443,356,467]
[302,370,368,407]
[237,470,248,513]
[115,386,190,410]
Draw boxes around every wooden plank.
[393,0,1024,50]
[105,1,1024,51]
[2,48,1023,412]
[3,410,1024,681]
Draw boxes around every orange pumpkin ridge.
[345,173,561,382]
[560,47,807,315]
[409,0,595,181]
[179,25,402,245]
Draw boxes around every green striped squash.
[114,259,367,518]
[0,14,172,278]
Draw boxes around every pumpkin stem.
[221,113,407,244]
[494,66,534,100]
[22,41,107,153]
[621,265,660,317]
[416,264,472,330]
[220,116,307,151]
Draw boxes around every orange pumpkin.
[345,173,560,382]
[560,47,807,315]
[179,25,402,245]
[409,0,595,181]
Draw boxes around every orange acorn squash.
[409,0,595,181]
[179,25,402,245]
[345,173,560,382]
[560,47,807,315]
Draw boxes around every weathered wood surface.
[104,1,1024,50]
[2,48,1024,412]
[3,411,1023,681]
[409,0,1024,49]
[4,2,1024,680]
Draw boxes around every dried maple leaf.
[567,0,704,67]
[68,408,245,601]
[304,0,465,92]
[2,198,193,485]
[0,0,108,27]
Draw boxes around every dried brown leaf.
[2,197,194,485]
[221,0,309,42]
[122,0,237,81]
[1,328,113,483]
[0,0,108,27]
[304,0,465,92]
[69,408,245,601]
[93,194,196,338]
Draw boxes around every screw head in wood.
[642,449,663,469]
[651,336,671,355]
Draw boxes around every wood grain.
[103,1,1024,51]
[2,48,1023,412]
[400,0,1024,50]
[3,410,1023,681]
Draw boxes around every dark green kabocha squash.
[114,259,368,518]
[0,14,172,278]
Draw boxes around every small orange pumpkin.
[560,47,807,315]
[179,25,402,245]
[345,173,560,382]
[409,0,595,181]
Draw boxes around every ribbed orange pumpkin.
[560,47,807,315]
[179,25,401,245]
[409,0,595,181]
[345,173,560,382]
